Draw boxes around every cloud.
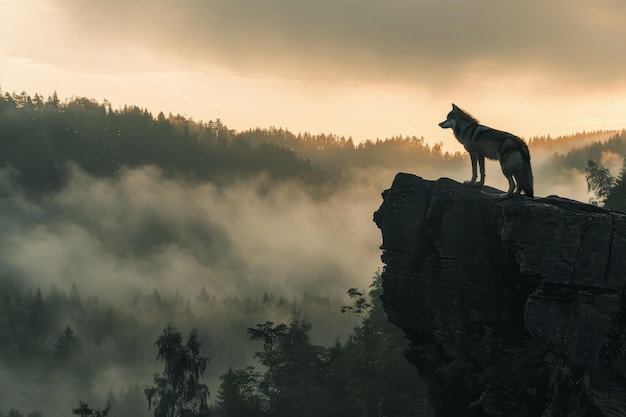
[8,0,626,90]
[0,142,609,413]
[0,164,386,411]
[1,165,383,301]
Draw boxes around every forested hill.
[0,91,322,193]
[1,89,626,416]
[2,90,623,195]
[0,90,462,193]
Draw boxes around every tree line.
[210,275,423,417]
[0,90,322,194]
[3,88,625,198]
[0,89,469,195]
[0,273,425,417]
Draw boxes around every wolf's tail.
[519,163,534,197]
[517,139,534,197]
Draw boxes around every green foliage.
[337,271,422,416]
[214,272,424,417]
[585,159,617,206]
[0,88,470,197]
[53,326,79,363]
[213,367,263,417]
[0,88,449,416]
[144,324,211,417]
[340,288,372,321]
[0,273,415,417]
[45,325,93,408]
[251,313,332,417]
[0,91,322,194]
[602,156,626,213]
[0,280,343,415]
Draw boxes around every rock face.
[373,173,626,417]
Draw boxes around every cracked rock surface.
[373,173,626,417]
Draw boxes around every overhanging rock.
[374,173,626,417]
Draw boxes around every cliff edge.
[373,173,626,417]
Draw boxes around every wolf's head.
[439,103,461,129]
[439,103,476,129]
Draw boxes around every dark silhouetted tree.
[246,313,328,417]
[336,271,424,417]
[52,325,90,404]
[602,153,626,213]
[213,366,263,417]
[72,400,111,417]
[586,159,617,206]
[53,325,81,364]
[144,324,210,417]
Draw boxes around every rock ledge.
[374,174,626,417]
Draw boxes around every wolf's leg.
[500,149,524,198]
[464,153,477,185]
[499,174,515,199]
[476,156,486,186]
[499,155,516,198]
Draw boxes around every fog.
[2,165,384,300]
[0,151,600,298]
[0,141,601,304]
[0,133,614,415]
[0,163,394,415]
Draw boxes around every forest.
[2,88,625,199]
[1,89,626,416]
[0,272,421,417]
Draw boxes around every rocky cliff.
[373,173,626,417]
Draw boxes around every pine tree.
[213,367,262,417]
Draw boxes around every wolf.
[439,103,534,198]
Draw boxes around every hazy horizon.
[3,0,626,150]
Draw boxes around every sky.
[2,0,626,150]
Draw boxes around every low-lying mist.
[0,164,393,415]
[0,134,613,415]
[2,164,384,301]
[1,91,623,416]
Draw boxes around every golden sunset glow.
[2,0,626,149]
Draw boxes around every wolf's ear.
[452,103,459,110]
